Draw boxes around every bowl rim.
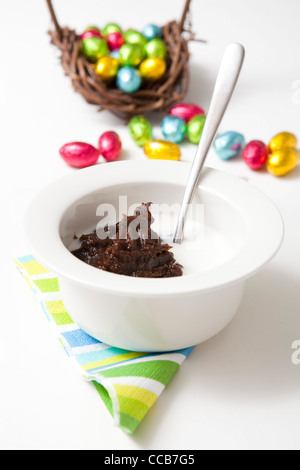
[23,160,284,297]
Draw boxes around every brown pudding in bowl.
[72,203,183,278]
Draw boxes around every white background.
[1,0,300,450]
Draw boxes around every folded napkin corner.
[14,256,193,434]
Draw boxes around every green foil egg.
[102,23,122,37]
[119,43,144,67]
[128,116,153,147]
[85,25,101,33]
[124,29,147,48]
[144,38,167,59]
[81,37,109,63]
[187,115,206,144]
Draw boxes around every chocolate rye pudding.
[72,203,183,278]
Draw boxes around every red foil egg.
[80,30,103,40]
[169,102,205,122]
[99,131,122,161]
[60,142,100,168]
[242,140,268,170]
[107,32,125,51]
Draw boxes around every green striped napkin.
[15,256,193,434]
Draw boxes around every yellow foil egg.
[144,140,181,161]
[95,56,119,81]
[139,58,166,81]
[267,148,299,176]
[269,132,297,152]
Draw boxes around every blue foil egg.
[142,24,163,41]
[161,115,187,143]
[213,131,245,160]
[116,66,142,93]
[110,50,120,60]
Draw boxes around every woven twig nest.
[46,0,200,120]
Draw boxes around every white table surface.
[1,0,300,450]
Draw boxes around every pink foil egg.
[242,140,268,170]
[107,32,125,51]
[169,102,205,122]
[80,30,103,40]
[99,131,122,161]
[60,142,100,169]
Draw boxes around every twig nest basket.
[46,0,199,120]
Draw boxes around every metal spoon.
[173,43,245,244]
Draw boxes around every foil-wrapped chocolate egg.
[99,131,122,162]
[116,66,142,93]
[80,30,103,40]
[139,58,166,81]
[187,115,206,144]
[60,142,100,168]
[128,116,153,147]
[213,131,245,160]
[107,31,125,51]
[242,140,268,170]
[110,50,121,60]
[102,23,122,37]
[144,38,167,60]
[119,43,143,67]
[95,56,119,81]
[144,140,181,161]
[81,37,109,63]
[124,29,147,48]
[161,115,187,143]
[269,132,298,152]
[267,148,299,176]
[85,26,101,33]
[169,102,205,122]
[142,24,163,41]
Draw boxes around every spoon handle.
[173,43,245,244]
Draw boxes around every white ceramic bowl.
[24,160,284,352]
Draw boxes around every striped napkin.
[15,255,193,434]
